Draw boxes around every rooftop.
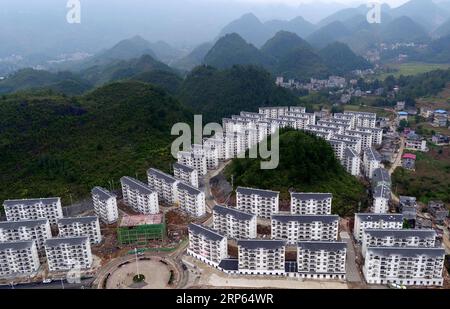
[0,219,49,230]
[402,153,417,160]
[91,186,116,200]
[356,213,403,222]
[373,184,391,199]
[176,181,202,196]
[364,229,436,239]
[237,239,286,250]
[45,236,89,247]
[272,214,339,224]
[297,241,347,252]
[0,240,35,251]
[367,247,445,258]
[173,162,195,174]
[119,214,163,227]
[189,223,225,242]
[3,197,60,208]
[58,216,98,225]
[236,187,279,198]
[120,176,154,195]
[290,192,332,201]
[147,168,178,184]
[213,205,255,221]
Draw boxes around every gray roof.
[236,187,279,198]
[218,259,239,271]
[0,219,49,230]
[45,236,89,248]
[346,129,372,136]
[344,147,359,158]
[272,214,339,224]
[120,176,154,195]
[91,186,116,200]
[3,197,60,208]
[372,168,391,184]
[364,229,436,239]
[297,241,347,252]
[147,168,177,184]
[177,182,202,196]
[291,192,332,201]
[213,205,255,221]
[188,224,225,242]
[364,148,382,161]
[366,247,445,258]
[237,239,286,250]
[333,134,362,141]
[356,213,403,222]
[0,240,35,251]
[330,138,357,146]
[58,216,98,225]
[173,163,195,174]
[373,184,391,199]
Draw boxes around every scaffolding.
[117,214,166,245]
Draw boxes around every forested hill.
[224,129,367,216]
[0,81,193,204]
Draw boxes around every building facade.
[354,213,404,242]
[0,219,51,255]
[3,198,63,226]
[147,168,178,206]
[176,182,206,217]
[120,176,159,215]
[0,240,40,278]
[187,224,228,266]
[237,240,286,275]
[213,205,257,239]
[57,216,102,245]
[173,163,199,188]
[45,236,93,272]
[290,193,332,215]
[91,187,118,224]
[236,187,279,219]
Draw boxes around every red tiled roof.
[402,153,416,160]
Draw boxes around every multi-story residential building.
[297,241,347,279]
[194,144,219,170]
[213,205,257,239]
[306,125,341,137]
[372,168,391,189]
[240,111,266,120]
[173,163,199,188]
[176,182,206,217]
[354,213,403,242]
[329,139,346,160]
[57,216,102,245]
[405,133,428,152]
[362,229,437,256]
[271,215,339,244]
[402,152,416,170]
[204,135,226,161]
[91,187,118,224]
[187,223,228,266]
[363,148,382,179]
[399,196,417,221]
[237,240,286,275]
[236,187,279,219]
[258,106,289,118]
[432,134,450,146]
[344,111,377,128]
[120,176,159,215]
[224,132,246,159]
[290,193,332,215]
[0,219,51,255]
[147,168,178,205]
[373,184,391,214]
[428,200,448,224]
[355,127,383,145]
[343,147,361,176]
[177,150,207,176]
[433,109,448,127]
[0,240,40,278]
[3,198,63,226]
[289,106,306,113]
[345,130,373,150]
[45,236,93,272]
[316,121,348,134]
[334,113,356,128]
[333,134,362,154]
[363,247,445,286]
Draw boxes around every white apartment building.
[364,247,445,286]
[345,130,373,150]
[240,111,266,120]
[187,223,228,266]
[289,106,306,113]
[306,125,341,137]
[329,139,346,160]
[259,106,289,118]
[176,182,206,217]
[173,163,199,188]
[91,187,119,224]
[45,236,93,272]
[344,111,377,128]
[0,219,51,255]
[362,229,437,256]
[147,168,178,205]
[333,134,362,154]
[0,240,40,278]
[271,215,339,244]
[280,115,310,130]
[120,176,159,215]
[204,135,226,161]
[309,130,332,140]
[213,205,257,239]
[290,193,332,215]
[57,216,102,245]
[356,126,383,145]
[224,132,247,159]
[297,241,347,280]
[354,213,404,242]
[363,148,382,179]
[194,144,219,170]
[237,240,286,275]
[286,111,316,125]
[3,198,63,226]
[316,120,349,134]
[343,147,361,176]
[177,150,207,176]
[236,187,279,219]
[333,113,356,128]
[373,184,391,214]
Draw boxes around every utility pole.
[135,248,140,276]
[61,278,65,289]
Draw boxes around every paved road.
[340,232,363,284]
[0,278,94,289]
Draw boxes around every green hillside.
[0,81,192,204]
[319,42,372,75]
[177,65,298,122]
[224,129,367,216]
